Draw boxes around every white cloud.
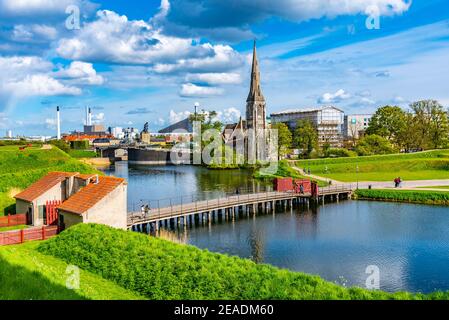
[318,89,351,104]
[5,74,81,96]
[185,73,241,85]
[56,61,104,85]
[12,24,58,41]
[169,110,191,124]
[45,117,57,129]
[0,0,94,17]
[179,83,224,97]
[91,112,105,123]
[216,107,241,123]
[0,56,82,112]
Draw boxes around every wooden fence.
[0,226,58,246]
[0,214,27,228]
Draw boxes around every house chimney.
[56,106,61,140]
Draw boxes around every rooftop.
[271,106,344,116]
[14,172,79,202]
[57,176,125,215]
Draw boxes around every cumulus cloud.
[318,89,351,104]
[216,107,241,123]
[56,9,244,73]
[185,72,241,85]
[180,83,224,97]
[157,0,412,41]
[0,56,82,98]
[56,61,104,85]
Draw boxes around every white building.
[271,106,344,148]
[110,127,124,139]
[343,114,372,140]
[6,130,12,138]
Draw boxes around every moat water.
[103,162,449,293]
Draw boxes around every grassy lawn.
[37,223,449,300]
[418,186,449,189]
[0,225,28,232]
[0,242,144,300]
[255,160,329,187]
[0,145,101,216]
[68,150,97,159]
[296,150,449,182]
[355,189,449,205]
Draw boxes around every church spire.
[247,40,265,103]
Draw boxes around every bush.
[70,140,90,150]
[324,148,357,158]
[355,135,397,156]
[355,189,449,205]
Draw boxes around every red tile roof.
[14,172,79,202]
[57,176,125,215]
[76,174,98,181]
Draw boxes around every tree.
[293,119,318,159]
[271,123,292,160]
[409,100,449,150]
[355,134,397,156]
[366,106,406,146]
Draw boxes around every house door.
[26,207,33,225]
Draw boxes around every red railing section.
[45,200,61,226]
[0,226,58,246]
[0,214,27,228]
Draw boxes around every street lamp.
[356,164,359,190]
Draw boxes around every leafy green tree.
[355,134,397,156]
[409,100,449,150]
[293,119,318,159]
[271,122,292,159]
[366,106,406,145]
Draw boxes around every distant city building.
[84,124,106,134]
[271,106,344,148]
[343,114,372,140]
[123,127,140,141]
[6,130,12,138]
[109,127,124,139]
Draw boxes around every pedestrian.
[299,184,304,194]
[236,188,240,195]
[394,178,398,188]
[140,204,145,216]
[308,168,311,175]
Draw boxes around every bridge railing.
[318,184,353,194]
[128,188,306,222]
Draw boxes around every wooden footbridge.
[128,185,353,231]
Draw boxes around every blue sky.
[0,0,448,136]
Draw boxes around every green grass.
[68,150,97,159]
[0,145,101,216]
[0,242,144,300]
[418,186,449,189]
[0,225,28,232]
[355,189,449,205]
[38,223,449,300]
[255,160,329,187]
[296,149,449,182]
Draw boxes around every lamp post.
[356,164,359,190]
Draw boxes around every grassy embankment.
[296,149,449,182]
[254,160,329,187]
[355,189,449,206]
[0,242,144,300]
[67,149,97,159]
[37,223,449,300]
[0,145,101,216]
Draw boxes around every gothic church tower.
[246,41,267,160]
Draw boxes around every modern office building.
[271,106,344,148]
[343,114,372,140]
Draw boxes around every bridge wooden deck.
[127,185,353,229]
